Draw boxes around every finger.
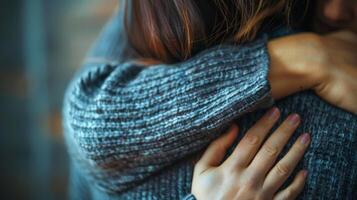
[273,170,307,200]
[263,133,310,192]
[224,107,280,168]
[195,124,239,173]
[249,113,301,178]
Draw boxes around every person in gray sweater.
[63,0,357,199]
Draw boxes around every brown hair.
[124,0,298,63]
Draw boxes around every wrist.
[267,33,325,99]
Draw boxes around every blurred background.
[0,0,117,199]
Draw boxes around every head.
[314,0,357,33]
[124,0,300,63]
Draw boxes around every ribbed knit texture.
[63,4,357,200]
[182,194,196,200]
[64,35,273,196]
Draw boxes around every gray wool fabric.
[63,6,357,200]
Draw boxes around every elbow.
[63,102,133,193]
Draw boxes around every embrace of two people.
[63,0,357,199]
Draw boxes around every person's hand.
[314,30,357,114]
[191,107,310,200]
[268,31,357,114]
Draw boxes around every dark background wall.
[0,0,117,199]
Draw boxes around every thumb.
[195,124,239,173]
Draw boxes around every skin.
[192,108,310,200]
[192,1,357,199]
[268,31,357,114]
[268,0,357,114]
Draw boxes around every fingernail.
[267,107,279,119]
[300,133,310,145]
[287,114,300,125]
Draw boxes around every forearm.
[65,32,328,194]
[64,36,274,193]
[87,5,321,102]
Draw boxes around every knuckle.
[244,170,262,186]
[224,161,244,174]
[275,163,290,176]
[244,134,259,145]
[295,142,307,152]
[239,182,256,194]
[281,123,296,132]
[262,144,278,157]
[244,179,258,189]
[234,185,255,200]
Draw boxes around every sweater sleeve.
[182,194,197,200]
[63,36,273,194]
[64,1,274,194]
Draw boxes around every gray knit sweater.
[63,6,357,200]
